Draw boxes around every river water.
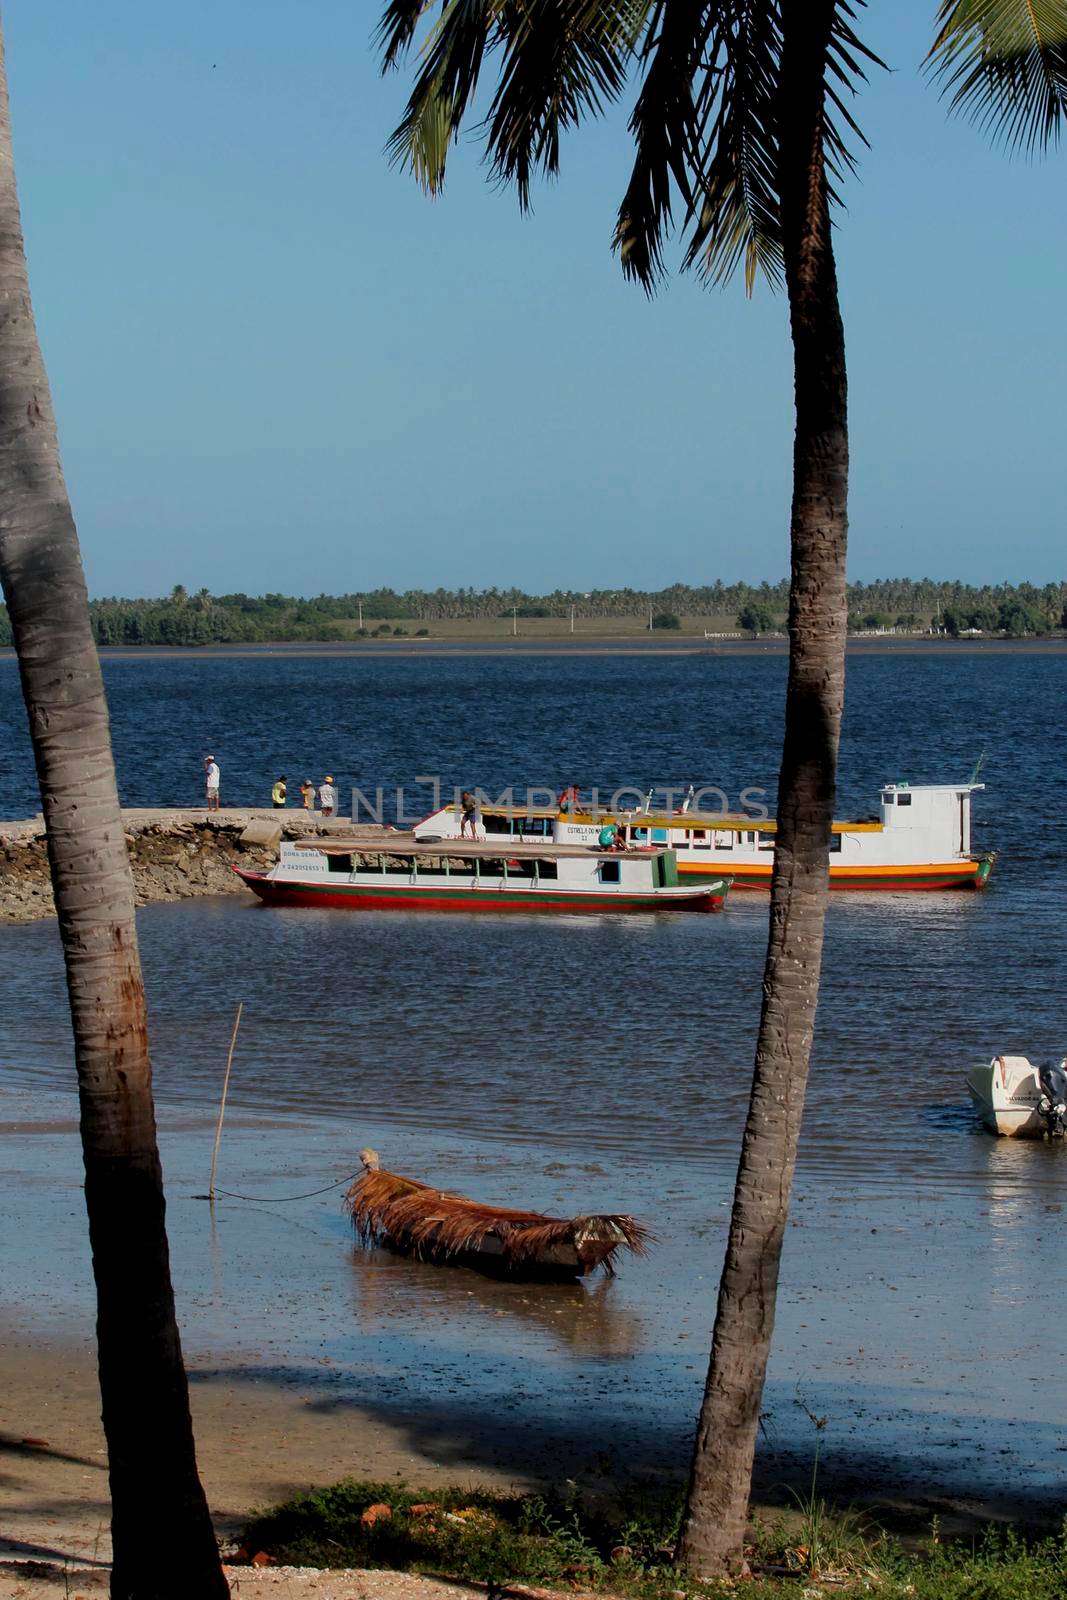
[1,646,1066,1518]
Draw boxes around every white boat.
[234,836,731,914]
[414,781,996,892]
[965,1055,1067,1137]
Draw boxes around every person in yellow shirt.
[271,775,287,809]
[300,779,315,810]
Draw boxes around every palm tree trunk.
[0,27,228,1600]
[676,0,849,1574]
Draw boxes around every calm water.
[2,648,1066,1509]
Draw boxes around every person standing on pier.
[204,755,220,812]
[271,775,287,809]
[300,778,315,810]
[319,775,337,818]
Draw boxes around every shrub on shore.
[238,1479,1067,1598]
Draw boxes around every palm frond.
[482,2,639,207]
[682,2,786,293]
[620,3,879,296]
[928,0,1067,153]
[613,2,712,290]
[378,0,439,70]
[384,2,497,193]
[382,2,638,203]
[379,0,882,289]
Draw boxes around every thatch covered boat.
[345,1151,649,1281]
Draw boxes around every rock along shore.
[0,808,376,924]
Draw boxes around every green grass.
[238,1479,1067,1599]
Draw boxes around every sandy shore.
[0,1561,488,1599]
[2,635,1063,663]
[1,1321,545,1570]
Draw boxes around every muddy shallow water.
[2,888,1066,1529]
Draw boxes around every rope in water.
[194,1170,363,1203]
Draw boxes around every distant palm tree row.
[2,577,1063,646]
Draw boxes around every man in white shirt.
[204,755,221,812]
[318,775,337,818]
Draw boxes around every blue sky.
[5,1,1064,597]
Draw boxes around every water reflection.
[346,1243,646,1359]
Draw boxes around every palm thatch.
[345,1153,649,1279]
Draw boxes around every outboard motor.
[1037,1064,1067,1137]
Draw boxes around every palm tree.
[0,26,228,1599]
[378,0,1066,1574]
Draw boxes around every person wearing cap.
[318,775,337,817]
[300,779,315,811]
[271,775,287,809]
[204,755,220,812]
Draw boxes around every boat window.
[631,827,649,843]
[758,834,775,850]
[829,834,842,853]
[480,858,506,876]
[598,860,621,884]
[326,853,353,873]
[536,860,558,880]
[508,857,546,879]
[713,830,734,849]
[691,829,709,849]
[882,791,894,805]
[652,827,669,844]
[518,817,552,838]
[897,793,912,807]
[483,814,512,834]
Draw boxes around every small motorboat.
[965,1055,1067,1138]
[345,1151,649,1281]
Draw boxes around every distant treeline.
[0,578,1063,647]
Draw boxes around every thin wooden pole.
[208,1003,242,1202]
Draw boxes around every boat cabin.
[282,835,688,892]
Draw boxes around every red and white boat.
[234,836,731,914]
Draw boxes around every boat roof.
[294,835,678,862]
[880,782,985,793]
[441,805,882,835]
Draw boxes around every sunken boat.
[345,1151,649,1281]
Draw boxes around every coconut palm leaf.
[481,2,641,206]
[380,3,879,293]
[381,2,639,202]
[611,1,721,288]
[378,0,437,68]
[928,0,1067,153]
[675,2,879,293]
[381,1,495,192]
[675,3,786,292]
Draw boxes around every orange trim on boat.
[680,859,981,881]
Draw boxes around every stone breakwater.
[0,808,361,924]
